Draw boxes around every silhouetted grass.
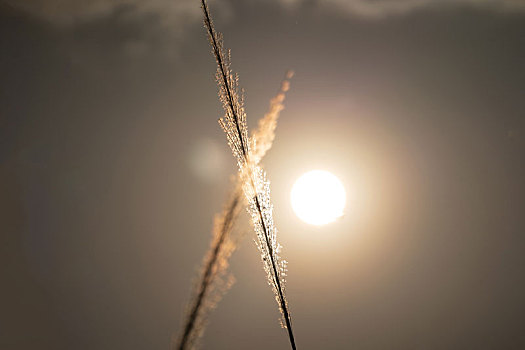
[175,187,242,350]
[200,0,297,348]
[175,66,294,349]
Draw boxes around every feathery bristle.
[200,1,297,349]
[251,71,294,165]
[175,188,242,350]
[175,66,293,350]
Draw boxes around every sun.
[290,170,346,226]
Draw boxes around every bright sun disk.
[290,170,346,226]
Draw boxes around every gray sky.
[1,0,524,349]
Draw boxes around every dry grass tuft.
[175,70,293,349]
[175,186,242,350]
[200,0,297,348]
[174,61,294,350]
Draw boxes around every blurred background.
[1,0,524,348]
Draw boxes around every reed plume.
[175,65,293,349]
[176,187,242,350]
[201,0,297,348]
[252,70,294,165]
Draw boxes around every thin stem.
[202,0,247,159]
[253,193,296,349]
[177,193,241,350]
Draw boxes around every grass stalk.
[201,1,297,349]
[175,188,242,350]
[175,62,293,349]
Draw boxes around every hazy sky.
[1,0,524,349]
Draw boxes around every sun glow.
[291,170,346,226]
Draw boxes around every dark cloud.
[304,0,525,18]
[7,0,525,27]
[5,0,200,27]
